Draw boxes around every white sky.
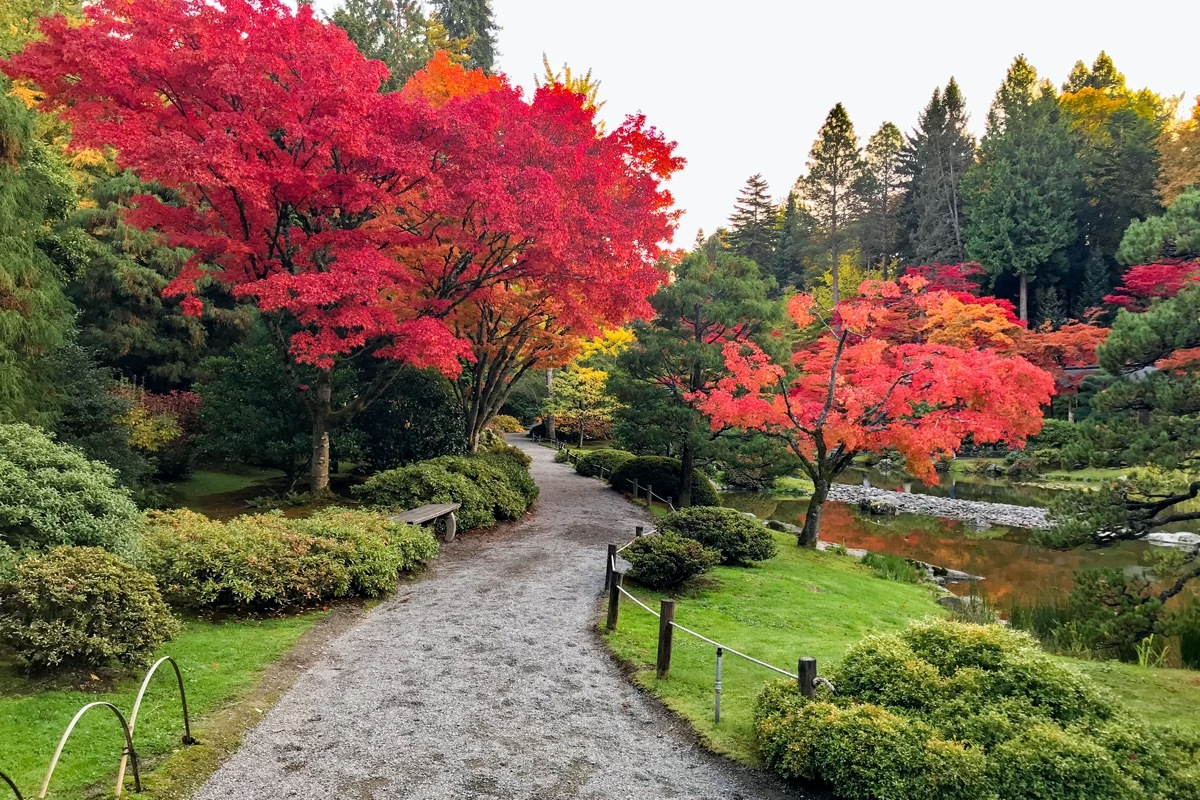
[319,0,1199,244]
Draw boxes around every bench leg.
[444,512,457,543]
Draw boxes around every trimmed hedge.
[660,506,777,565]
[575,448,635,478]
[755,618,1200,800]
[0,546,179,670]
[608,455,720,506]
[624,532,720,589]
[141,508,437,610]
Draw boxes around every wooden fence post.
[607,572,622,631]
[635,525,644,538]
[632,479,640,499]
[647,484,654,509]
[604,544,617,591]
[798,657,817,699]
[657,599,676,679]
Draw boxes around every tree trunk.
[545,368,556,441]
[831,219,840,307]
[579,425,584,448]
[310,373,333,495]
[799,477,829,548]
[679,441,695,507]
[1019,273,1028,322]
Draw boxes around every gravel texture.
[196,438,801,800]
[827,484,1050,529]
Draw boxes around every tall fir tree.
[330,0,469,92]
[801,103,865,305]
[726,173,779,270]
[858,121,906,277]
[963,57,1080,321]
[430,0,498,73]
[899,79,975,265]
[773,190,821,289]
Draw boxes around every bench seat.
[391,502,462,541]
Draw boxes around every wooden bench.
[391,502,462,542]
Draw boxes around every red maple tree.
[693,275,1055,546]
[1104,260,1200,311]
[6,0,680,489]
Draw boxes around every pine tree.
[774,191,821,289]
[801,103,865,305]
[963,57,1080,321]
[330,0,470,91]
[858,122,906,277]
[1077,246,1111,314]
[899,79,976,265]
[430,0,498,73]
[726,174,778,270]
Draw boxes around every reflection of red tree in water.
[781,501,1152,605]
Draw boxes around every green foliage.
[802,103,866,299]
[659,506,777,566]
[858,121,906,273]
[0,0,80,57]
[574,447,634,478]
[0,422,142,556]
[609,455,719,506]
[0,546,178,670]
[330,0,469,92]
[861,552,924,583]
[140,508,437,610]
[623,532,720,589]
[488,414,526,433]
[755,619,1198,800]
[1118,188,1200,264]
[544,366,621,444]
[353,365,467,470]
[726,173,779,269]
[429,0,497,72]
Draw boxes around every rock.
[766,520,805,536]
[937,594,987,612]
[857,499,898,516]
[1146,531,1200,548]
[827,484,1049,530]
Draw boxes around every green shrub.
[753,619,1193,800]
[350,366,466,471]
[861,552,924,583]
[623,532,720,589]
[0,547,179,670]
[429,456,529,521]
[475,450,539,506]
[575,447,635,478]
[553,448,572,463]
[488,414,526,433]
[141,508,436,610]
[659,506,777,565]
[0,423,142,557]
[609,455,719,506]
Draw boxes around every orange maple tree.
[693,276,1056,546]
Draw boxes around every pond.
[720,489,1155,607]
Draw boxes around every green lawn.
[0,614,320,798]
[603,529,1200,765]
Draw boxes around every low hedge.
[755,618,1200,800]
[660,506,777,565]
[608,455,720,506]
[141,508,437,610]
[623,532,720,589]
[0,546,179,670]
[575,448,635,478]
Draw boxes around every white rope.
[669,622,799,679]
[616,585,661,618]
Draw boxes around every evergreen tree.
[963,57,1080,321]
[330,0,469,91]
[726,173,778,270]
[801,103,865,305]
[899,79,975,265]
[1077,246,1112,314]
[773,191,821,289]
[0,0,79,57]
[858,122,906,277]
[1117,187,1200,264]
[430,0,497,73]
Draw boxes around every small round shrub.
[660,506,777,565]
[0,423,142,557]
[0,547,179,670]
[609,455,719,507]
[356,462,495,530]
[623,532,720,589]
[487,414,527,433]
[575,448,635,478]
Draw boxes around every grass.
[603,529,1200,765]
[604,530,943,763]
[170,467,284,503]
[0,613,321,799]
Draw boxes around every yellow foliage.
[811,250,880,308]
[1159,97,1200,204]
[118,406,182,452]
[576,328,633,361]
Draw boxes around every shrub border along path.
[196,437,797,799]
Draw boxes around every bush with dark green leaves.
[0,423,142,557]
[608,455,719,506]
[659,506,776,565]
[755,618,1200,800]
[141,508,437,610]
[352,366,467,471]
[623,532,720,589]
[575,447,635,478]
[0,547,179,670]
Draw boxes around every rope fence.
[533,435,679,512]
[604,526,834,724]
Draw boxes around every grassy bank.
[603,529,1200,765]
[0,614,321,798]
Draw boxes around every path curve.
[196,438,800,799]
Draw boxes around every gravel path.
[196,438,800,800]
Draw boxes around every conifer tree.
[963,57,1079,321]
[330,0,469,91]
[726,173,778,270]
[858,122,906,277]
[773,191,821,289]
[430,0,498,73]
[801,103,865,305]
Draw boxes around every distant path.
[196,437,800,800]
